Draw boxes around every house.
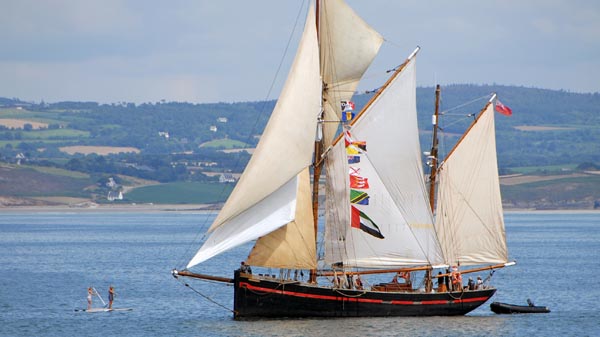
[217,117,228,123]
[106,177,117,188]
[209,125,217,132]
[15,153,25,165]
[219,173,236,183]
[107,191,123,201]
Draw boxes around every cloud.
[0,0,598,103]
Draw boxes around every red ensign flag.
[495,100,512,116]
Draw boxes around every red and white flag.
[341,100,355,112]
[495,100,512,116]
[349,175,369,189]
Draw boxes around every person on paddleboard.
[108,286,115,309]
[87,287,95,309]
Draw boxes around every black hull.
[233,271,496,319]
[490,302,550,314]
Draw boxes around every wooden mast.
[309,0,322,284]
[428,84,441,211]
[421,85,441,292]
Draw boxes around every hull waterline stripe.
[239,282,490,305]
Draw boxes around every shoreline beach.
[0,203,598,214]
[0,203,219,213]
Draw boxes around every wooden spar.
[328,46,421,149]
[428,84,441,212]
[318,265,433,277]
[436,262,515,278]
[439,94,496,166]
[426,85,440,292]
[309,0,323,284]
[173,269,234,283]
[309,139,323,284]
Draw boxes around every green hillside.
[126,182,233,204]
[1,85,600,208]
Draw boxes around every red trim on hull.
[239,282,490,305]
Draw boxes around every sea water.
[0,211,598,337]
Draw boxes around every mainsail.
[324,56,445,268]
[434,102,508,266]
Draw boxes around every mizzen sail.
[434,102,508,266]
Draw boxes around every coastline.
[0,203,219,213]
[0,203,597,214]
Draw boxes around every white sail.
[246,168,316,269]
[319,0,383,144]
[434,103,508,266]
[187,6,321,269]
[324,57,445,268]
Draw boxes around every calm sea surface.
[0,211,599,337]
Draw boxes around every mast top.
[408,46,420,60]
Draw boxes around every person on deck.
[436,272,447,292]
[476,276,483,289]
[353,274,364,290]
[108,286,115,309]
[444,268,450,291]
[450,266,462,291]
[240,261,252,274]
[467,277,475,290]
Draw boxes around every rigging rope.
[440,94,491,115]
[173,275,234,314]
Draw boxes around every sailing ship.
[173,0,514,318]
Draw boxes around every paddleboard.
[75,308,133,313]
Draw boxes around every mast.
[310,0,322,284]
[428,84,441,211]
[423,84,440,291]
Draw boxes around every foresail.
[319,0,383,144]
[186,6,321,269]
[246,168,316,269]
[324,57,445,268]
[434,103,508,266]
[187,175,300,268]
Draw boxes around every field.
[509,164,578,174]
[0,118,48,129]
[20,129,90,139]
[500,173,600,209]
[1,160,598,208]
[59,145,140,155]
[199,138,250,149]
[125,182,233,204]
[0,164,94,198]
[513,125,576,131]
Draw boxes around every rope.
[173,275,234,314]
[440,94,491,115]
[447,288,465,300]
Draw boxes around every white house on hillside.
[219,173,236,183]
[107,191,123,201]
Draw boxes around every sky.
[1,0,599,104]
